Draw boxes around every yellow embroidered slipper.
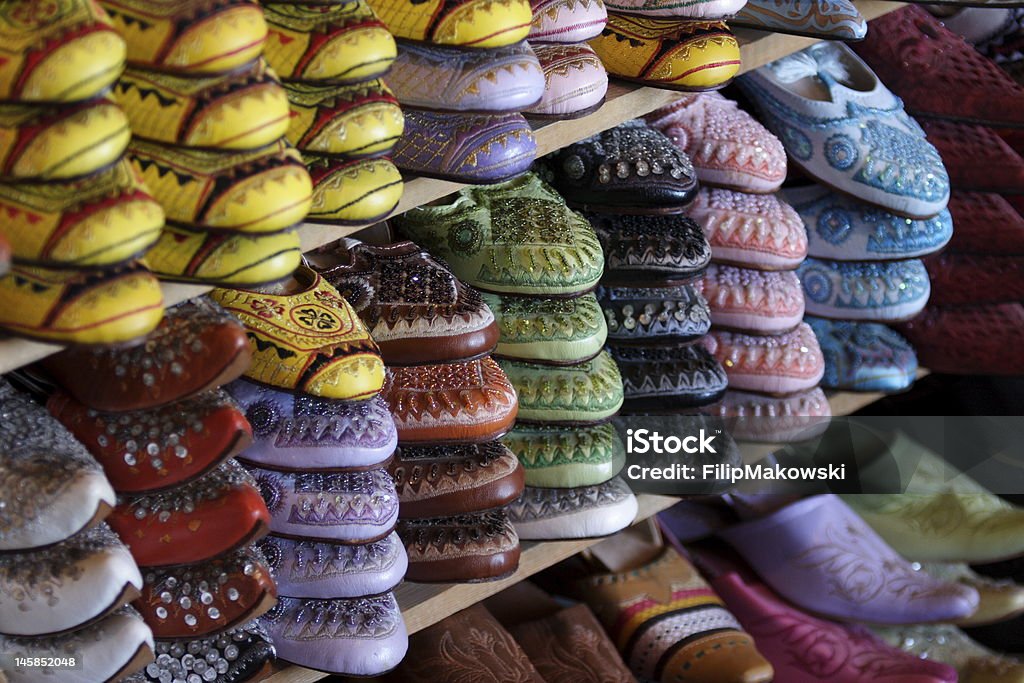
[306,154,403,225]
[283,79,404,158]
[590,15,741,91]
[0,98,130,180]
[144,223,301,286]
[365,0,532,48]
[112,59,291,150]
[262,1,397,82]
[97,0,267,74]
[0,159,163,268]
[209,264,385,400]
[0,261,163,345]
[0,0,126,103]
[128,138,313,233]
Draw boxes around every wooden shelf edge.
[0,4,904,376]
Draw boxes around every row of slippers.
[6,5,1007,348]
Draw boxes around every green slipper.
[498,350,623,424]
[394,172,603,297]
[503,422,625,489]
[483,292,606,364]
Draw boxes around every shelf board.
[0,2,903,376]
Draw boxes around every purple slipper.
[257,532,407,599]
[719,495,979,625]
[226,379,397,471]
[260,594,407,676]
[248,466,399,544]
[388,42,544,113]
[392,110,537,184]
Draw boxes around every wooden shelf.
[0,1,903,376]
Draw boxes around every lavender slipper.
[248,466,399,544]
[720,494,980,625]
[257,532,407,599]
[227,379,397,471]
[261,594,407,676]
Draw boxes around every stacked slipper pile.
[209,265,407,676]
[0,0,165,346]
[639,92,830,443]
[0,378,153,683]
[306,237,526,586]
[374,0,540,182]
[853,6,1024,376]
[263,0,406,226]
[393,172,637,542]
[536,120,728,424]
[99,0,312,287]
[736,33,953,395]
[588,0,742,91]
[39,298,281,683]
[523,0,609,118]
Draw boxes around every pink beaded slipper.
[684,187,807,270]
[646,92,787,193]
[696,263,805,334]
[706,322,825,394]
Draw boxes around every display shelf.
[0,1,903,376]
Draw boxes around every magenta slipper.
[694,548,960,683]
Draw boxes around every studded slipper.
[308,239,499,366]
[0,523,143,637]
[48,389,253,494]
[42,298,251,413]
[0,379,116,552]
[107,461,270,567]
[136,545,276,640]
